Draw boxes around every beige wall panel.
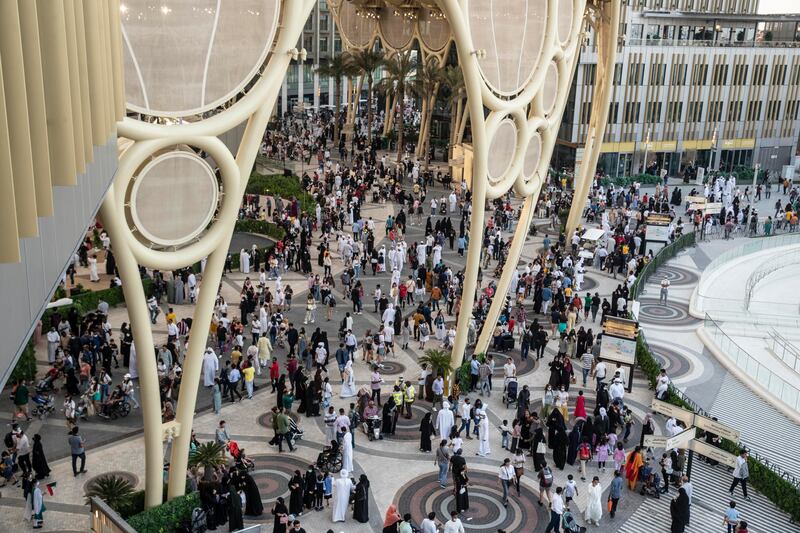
[17,0,53,216]
[0,1,38,237]
[0,58,21,263]
[83,0,109,144]
[73,0,94,163]
[99,0,115,133]
[64,0,86,175]
[37,0,77,186]
[108,0,125,120]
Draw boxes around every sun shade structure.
[331,0,622,379]
[104,0,317,508]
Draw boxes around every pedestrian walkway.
[619,459,800,533]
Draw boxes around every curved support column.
[474,192,538,354]
[565,1,621,241]
[98,195,164,508]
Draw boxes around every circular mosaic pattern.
[247,454,313,505]
[647,342,692,380]
[652,265,699,286]
[84,471,139,494]
[395,470,546,531]
[576,275,598,292]
[377,360,406,376]
[638,299,697,327]
[257,410,298,429]
[387,400,436,441]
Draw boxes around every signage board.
[686,196,706,204]
[650,398,695,425]
[693,414,740,442]
[688,439,737,468]
[643,435,668,448]
[666,427,696,450]
[603,316,638,339]
[600,335,637,365]
[646,224,671,242]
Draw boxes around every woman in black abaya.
[566,422,582,466]
[240,470,263,517]
[227,486,244,532]
[532,428,547,471]
[353,474,371,523]
[288,470,304,516]
[419,412,434,452]
[552,427,569,470]
[270,496,289,533]
[31,434,50,479]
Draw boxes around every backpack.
[541,467,553,487]
[3,432,13,449]
[189,507,207,533]
[579,443,591,460]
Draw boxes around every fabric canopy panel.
[488,118,518,182]
[523,132,542,180]
[333,0,377,50]
[130,151,219,247]
[468,0,547,97]
[418,8,450,53]
[379,7,415,50]
[121,0,280,117]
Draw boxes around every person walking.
[723,501,740,533]
[435,439,451,488]
[68,426,87,477]
[608,469,623,518]
[585,476,603,526]
[729,450,751,501]
[543,486,564,533]
[31,434,50,480]
[13,428,32,476]
[670,487,690,533]
[660,278,670,305]
[499,458,515,507]
[276,408,295,453]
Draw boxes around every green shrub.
[10,342,37,383]
[234,219,286,240]
[245,172,315,216]
[599,173,663,188]
[126,492,200,533]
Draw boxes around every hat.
[124,373,131,379]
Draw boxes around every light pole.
[642,126,651,174]
[709,127,718,184]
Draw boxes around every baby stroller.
[30,393,55,420]
[561,509,587,533]
[287,418,304,446]
[502,377,518,408]
[639,464,662,499]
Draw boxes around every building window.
[678,26,691,41]
[691,63,708,85]
[304,16,313,32]
[631,24,644,41]
[583,64,597,86]
[732,64,749,85]
[667,101,683,121]
[787,100,800,120]
[319,13,329,33]
[708,101,723,122]
[687,101,703,122]
[581,102,591,124]
[334,37,342,53]
[608,102,619,123]
[727,100,743,121]
[649,63,665,85]
[645,101,662,122]
[766,100,782,120]
[771,64,787,85]
[319,37,329,55]
[712,64,728,86]
[752,64,767,86]
[613,64,623,85]
[627,63,644,85]
[303,34,314,54]
[747,100,762,121]
[623,102,640,123]
[671,63,687,85]
[791,64,800,85]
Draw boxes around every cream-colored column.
[437,0,490,383]
[0,0,38,237]
[474,193,538,354]
[17,0,53,217]
[166,0,316,500]
[565,1,621,241]
[73,0,93,162]
[99,194,165,509]
[83,0,109,144]
[108,0,125,121]
[100,0,116,131]
[0,57,21,263]
[36,0,77,186]
[63,0,86,175]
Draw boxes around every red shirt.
[270,362,279,379]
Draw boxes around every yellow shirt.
[166,312,177,324]
[242,367,255,382]
[231,349,242,366]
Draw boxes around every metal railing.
[743,247,800,309]
[629,231,696,300]
[769,328,800,374]
[704,314,800,412]
[624,38,800,49]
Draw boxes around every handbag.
[536,442,547,454]
[607,499,613,512]
[279,515,289,524]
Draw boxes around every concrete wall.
[0,137,118,388]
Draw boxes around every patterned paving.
[395,470,547,531]
[638,298,697,327]
[651,265,700,286]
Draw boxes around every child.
[613,441,626,473]
[314,471,324,511]
[564,474,578,505]
[578,439,592,481]
[0,451,17,487]
[595,437,611,472]
[449,428,463,454]
[622,407,634,443]
[723,501,740,533]
[323,471,333,508]
[498,419,510,450]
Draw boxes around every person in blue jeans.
[435,440,451,488]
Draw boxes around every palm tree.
[419,348,455,396]
[316,54,358,144]
[84,474,136,512]
[441,65,467,155]
[188,441,227,480]
[380,51,417,162]
[347,48,385,142]
[411,57,444,168]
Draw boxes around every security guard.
[403,382,416,419]
[391,385,404,427]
